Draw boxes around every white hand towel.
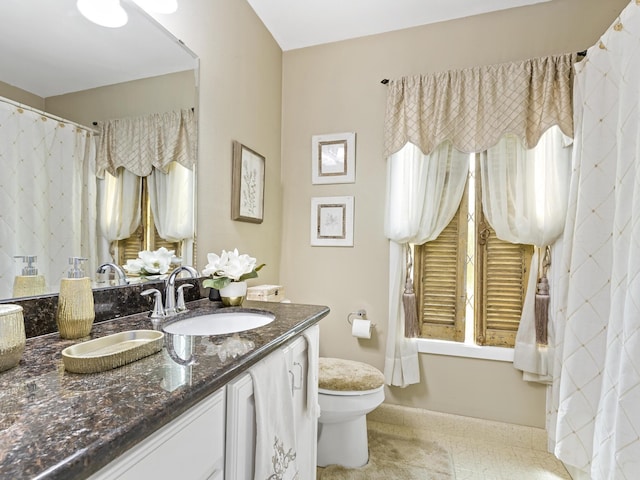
[303,329,320,418]
[250,350,299,480]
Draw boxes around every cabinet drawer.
[90,388,226,480]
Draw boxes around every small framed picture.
[231,141,265,223]
[310,196,354,247]
[311,132,356,184]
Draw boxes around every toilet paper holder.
[347,309,376,328]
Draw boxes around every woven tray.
[62,330,164,374]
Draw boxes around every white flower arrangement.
[202,249,265,290]
[123,247,180,276]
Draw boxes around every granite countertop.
[0,299,329,480]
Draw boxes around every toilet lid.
[318,357,385,392]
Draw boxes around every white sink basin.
[163,310,275,336]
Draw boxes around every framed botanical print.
[311,132,356,184]
[310,196,354,247]
[231,141,265,223]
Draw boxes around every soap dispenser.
[12,255,46,298]
[56,257,95,339]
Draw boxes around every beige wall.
[150,0,284,282]
[280,0,628,427]
[0,81,44,109]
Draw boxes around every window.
[414,154,534,348]
[116,177,182,265]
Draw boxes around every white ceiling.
[0,0,196,98]
[246,0,552,51]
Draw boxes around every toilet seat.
[318,357,385,393]
[318,385,384,396]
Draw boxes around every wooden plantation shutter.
[414,188,468,342]
[413,156,533,347]
[474,175,533,347]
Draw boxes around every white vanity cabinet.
[225,324,319,479]
[89,387,226,480]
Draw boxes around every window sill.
[416,338,514,362]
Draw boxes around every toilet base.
[317,415,369,468]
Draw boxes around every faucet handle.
[141,288,165,328]
[176,284,194,313]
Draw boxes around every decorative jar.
[0,304,26,372]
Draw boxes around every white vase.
[218,281,247,307]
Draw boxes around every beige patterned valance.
[96,108,196,178]
[384,53,576,157]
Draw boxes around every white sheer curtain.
[384,141,468,386]
[547,3,640,478]
[481,126,571,383]
[148,162,195,264]
[98,168,141,262]
[0,98,97,297]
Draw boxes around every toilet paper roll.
[351,318,372,339]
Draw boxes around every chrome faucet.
[96,262,128,286]
[164,266,198,316]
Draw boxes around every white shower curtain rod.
[0,95,99,135]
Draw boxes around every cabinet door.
[284,324,319,480]
[90,388,226,480]
[225,373,256,479]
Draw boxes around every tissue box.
[246,284,285,302]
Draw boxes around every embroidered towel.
[303,329,320,418]
[250,350,299,480]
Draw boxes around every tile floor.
[367,404,572,480]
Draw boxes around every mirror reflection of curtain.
[96,109,196,265]
[98,168,142,261]
[148,162,195,261]
[0,97,98,299]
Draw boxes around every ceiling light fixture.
[76,0,128,28]
[132,0,178,14]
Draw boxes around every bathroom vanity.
[0,298,328,479]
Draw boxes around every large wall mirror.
[0,0,199,302]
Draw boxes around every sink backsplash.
[0,278,208,338]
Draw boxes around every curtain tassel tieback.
[403,248,420,338]
[534,246,551,346]
[534,276,550,346]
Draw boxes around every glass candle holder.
[0,304,26,372]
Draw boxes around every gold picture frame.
[231,141,265,223]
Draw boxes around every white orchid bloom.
[124,247,177,275]
[123,258,144,274]
[202,248,257,281]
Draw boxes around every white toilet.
[317,357,385,468]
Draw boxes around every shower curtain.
[0,98,97,299]
[548,2,640,478]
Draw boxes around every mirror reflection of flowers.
[123,247,181,276]
[202,249,265,290]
